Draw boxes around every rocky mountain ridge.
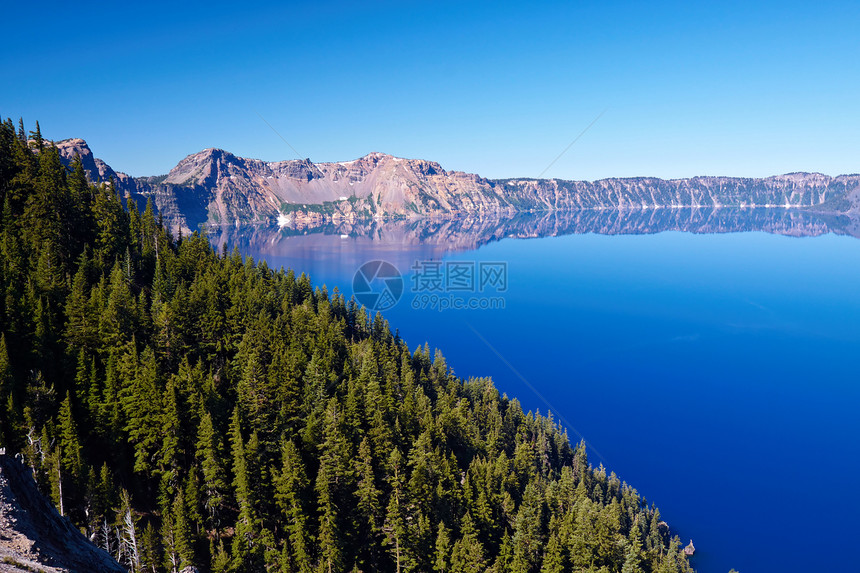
[54,138,860,233]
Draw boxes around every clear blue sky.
[2,1,858,180]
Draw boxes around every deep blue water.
[219,227,860,573]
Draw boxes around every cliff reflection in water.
[209,208,855,274]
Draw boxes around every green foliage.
[0,118,696,573]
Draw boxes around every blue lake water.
[215,220,860,573]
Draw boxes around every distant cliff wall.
[54,138,860,233]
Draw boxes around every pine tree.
[121,344,162,475]
[354,436,382,567]
[68,154,93,213]
[28,121,43,151]
[495,533,514,572]
[101,260,136,350]
[511,480,544,572]
[57,393,82,474]
[315,446,343,573]
[449,513,486,573]
[434,522,452,573]
[229,407,260,571]
[92,180,128,263]
[56,391,83,523]
[195,411,227,531]
[91,462,118,531]
[66,252,98,354]
[540,528,566,573]
[173,490,195,570]
[621,537,645,573]
[273,438,313,573]
[158,374,182,475]
[0,334,14,447]
[210,540,231,573]
[382,448,407,573]
[184,469,204,538]
[140,521,162,573]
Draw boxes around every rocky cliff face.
[147,148,506,230]
[55,139,148,197]
[0,454,126,573]
[495,172,858,212]
[53,138,860,233]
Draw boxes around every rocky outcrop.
[53,138,860,233]
[0,454,125,573]
[54,139,148,198]
[684,539,696,556]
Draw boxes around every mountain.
[55,138,147,196]
[0,454,125,573]
[55,138,860,233]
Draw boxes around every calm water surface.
[216,224,860,573]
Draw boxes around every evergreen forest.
[0,118,695,573]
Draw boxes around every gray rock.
[0,455,126,573]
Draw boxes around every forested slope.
[0,118,694,573]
